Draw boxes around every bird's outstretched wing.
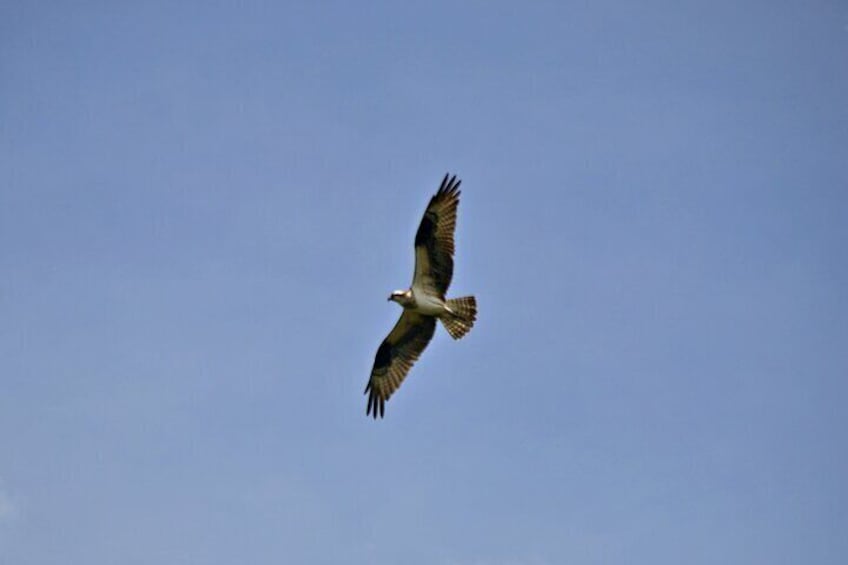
[412,174,461,298]
[365,311,437,418]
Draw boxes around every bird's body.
[395,287,449,316]
[365,174,477,418]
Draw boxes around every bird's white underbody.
[411,287,451,316]
[390,287,451,317]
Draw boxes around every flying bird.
[365,173,477,418]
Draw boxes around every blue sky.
[1,1,847,563]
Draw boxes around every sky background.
[2,1,847,563]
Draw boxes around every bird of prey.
[365,173,477,418]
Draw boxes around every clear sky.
[1,1,847,563]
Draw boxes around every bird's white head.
[388,289,413,306]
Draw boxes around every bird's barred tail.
[442,296,477,340]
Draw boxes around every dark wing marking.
[365,311,437,419]
[412,173,461,297]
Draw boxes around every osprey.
[365,173,477,418]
